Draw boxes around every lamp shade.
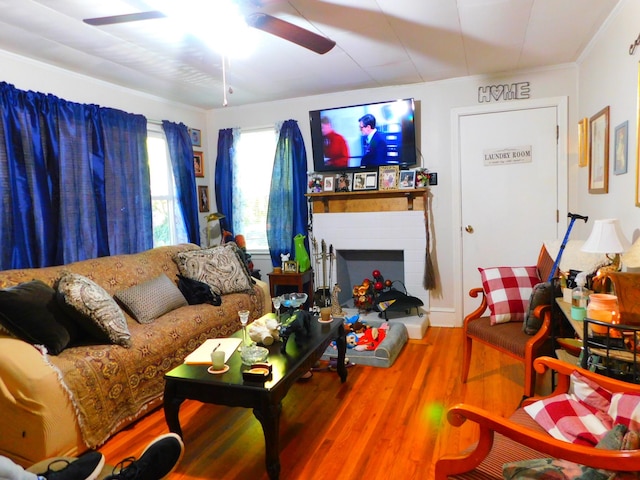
[581,218,631,254]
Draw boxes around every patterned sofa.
[0,244,269,466]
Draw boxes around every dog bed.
[321,319,408,368]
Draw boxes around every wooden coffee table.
[163,316,347,480]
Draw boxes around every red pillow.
[478,266,540,325]
[608,393,640,432]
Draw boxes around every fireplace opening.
[335,249,405,307]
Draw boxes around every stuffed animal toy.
[279,310,312,352]
[354,323,389,351]
[248,315,280,346]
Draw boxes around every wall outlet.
[428,172,438,185]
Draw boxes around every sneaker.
[37,451,105,480]
[105,433,184,480]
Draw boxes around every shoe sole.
[140,433,185,479]
[86,455,106,480]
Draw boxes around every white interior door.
[460,105,560,318]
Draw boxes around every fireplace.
[312,210,429,338]
[335,249,404,307]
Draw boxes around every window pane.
[147,131,188,247]
[234,129,276,251]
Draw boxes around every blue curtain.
[266,119,309,267]
[214,128,236,234]
[0,81,152,269]
[162,121,199,244]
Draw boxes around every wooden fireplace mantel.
[306,188,427,213]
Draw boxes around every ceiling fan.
[83,5,336,55]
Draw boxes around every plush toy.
[354,323,388,351]
[248,315,280,346]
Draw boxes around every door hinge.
[557,210,559,223]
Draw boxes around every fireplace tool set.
[311,238,334,308]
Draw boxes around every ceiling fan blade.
[246,13,335,54]
[83,11,166,26]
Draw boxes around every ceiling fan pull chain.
[222,54,228,107]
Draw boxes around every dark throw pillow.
[176,274,222,306]
[0,280,78,355]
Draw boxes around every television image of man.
[359,113,388,167]
[321,116,350,168]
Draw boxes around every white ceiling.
[0,0,620,109]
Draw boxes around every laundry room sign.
[483,146,532,166]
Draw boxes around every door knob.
[465,225,474,233]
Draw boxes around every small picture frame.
[614,120,628,175]
[307,173,323,193]
[193,151,204,177]
[283,260,298,274]
[399,170,416,189]
[189,128,202,147]
[198,185,209,212]
[323,175,335,192]
[335,172,352,192]
[578,117,589,168]
[588,106,609,194]
[379,165,399,190]
[353,172,369,192]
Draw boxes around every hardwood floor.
[98,326,527,479]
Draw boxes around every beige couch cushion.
[114,274,187,324]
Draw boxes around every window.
[147,128,188,247]
[233,128,277,251]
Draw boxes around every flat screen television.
[309,97,417,172]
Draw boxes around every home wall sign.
[483,146,532,166]
[478,82,530,103]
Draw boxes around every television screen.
[309,98,417,172]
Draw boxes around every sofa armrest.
[253,278,270,316]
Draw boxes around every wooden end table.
[163,316,346,480]
[268,269,314,310]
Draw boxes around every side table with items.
[555,299,640,384]
[267,269,314,310]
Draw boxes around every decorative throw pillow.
[608,393,640,432]
[478,265,540,325]
[57,273,131,348]
[0,280,78,355]
[570,371,613,415]
[524,393,612,446]
[173,244,255,295]
[522,281,553,334]
[114,274,188,324]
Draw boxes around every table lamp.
[581,218,631,272]
[205,212,226,247]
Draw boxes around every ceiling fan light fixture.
[147,0,258,58]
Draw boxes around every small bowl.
[240,345,269,365]
[279,292,308,309]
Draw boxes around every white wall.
[207,66,578,326]
[575,0,640,246]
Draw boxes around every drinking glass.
[238,310,250,347]
[272,296,281,323]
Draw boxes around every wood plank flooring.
[98,326,527,479]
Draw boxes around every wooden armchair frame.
[436,357,640,479]
[461,245,556,398]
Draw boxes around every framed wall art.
[614,120,628,175]
[307,173,323,193]
[588,106,609,194]
[189,128,202,147]
[379,165,399,190]
[578,117,589,167]
[193,151,204,178]
[198,185,209,212]
[399,170,416,189]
